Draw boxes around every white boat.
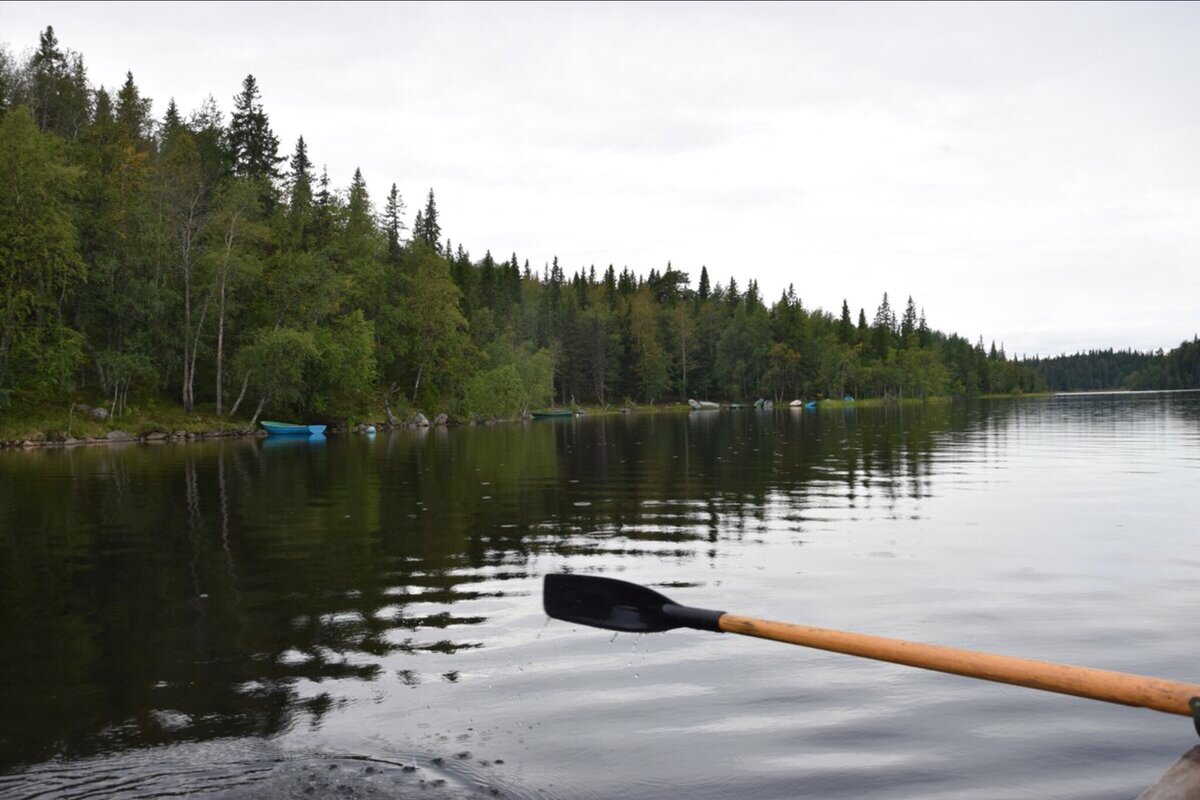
[688,399,719,410]
[789,400,804,407]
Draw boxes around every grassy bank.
[0,399,251,445]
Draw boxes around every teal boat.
[262,420,327,436]
[804,401,817,410]
[531,410,574,418]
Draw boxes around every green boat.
[531,409,574,418]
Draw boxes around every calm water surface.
[2,394,1199,798]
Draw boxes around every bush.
[462,365,525,419]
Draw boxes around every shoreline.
[3,390,1147,452]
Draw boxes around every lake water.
[2,393,1199,799]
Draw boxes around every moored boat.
[261,420,327,436]
[804,400,817,410]
[531,409,574,418]
[789,399,804,407]
[688,399,719,410]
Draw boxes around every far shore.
[0,392,1077,452]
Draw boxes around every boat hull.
[262,421,328,436]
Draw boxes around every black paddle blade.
[544,574,681,632]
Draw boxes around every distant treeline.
[1,27,1048,422]
[1023,340,1200,392]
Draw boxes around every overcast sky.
[2,1,1198,356]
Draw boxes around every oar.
[544,574,1200,726]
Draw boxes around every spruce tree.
[28,27,68,134]
[383,183,406,264]
[28,26,87,137]
[161,98,183,137]
[698,265,710,300]
[115,71,151,144]
[873,292,896,332]
[283,137,314,248]
[227,74,282,182]
[288,136,312,193]
[93,87,113,125]
[413,189,441,249]
[412,210,425,244]
[838,300,853,343]
[900,295,918,346]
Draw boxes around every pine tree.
[227,74,282,182]
[918,309,930,348]
[698,265,710,301]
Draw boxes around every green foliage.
[228,75,282,180]
[310,310,376,416]
[395,243,471,407]
[0,27,1064,423]
[0,106,85,405]
[1024,349,1164,391]
[462,364,525,419]
[235,327,318,412]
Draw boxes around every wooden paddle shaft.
[719,614,1200,717]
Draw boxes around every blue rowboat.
[262,420,327,436]
[804,401,817,410]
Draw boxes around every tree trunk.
[412,360,425,402]
[229,371,251,417]
[383,384,398,425]
[249,395,266,426]
[182,255,192,411]
[214,209,241,417]
[215,274,226,415]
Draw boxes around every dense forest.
[1023,340,1200,392]
[1,28,1051,424]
